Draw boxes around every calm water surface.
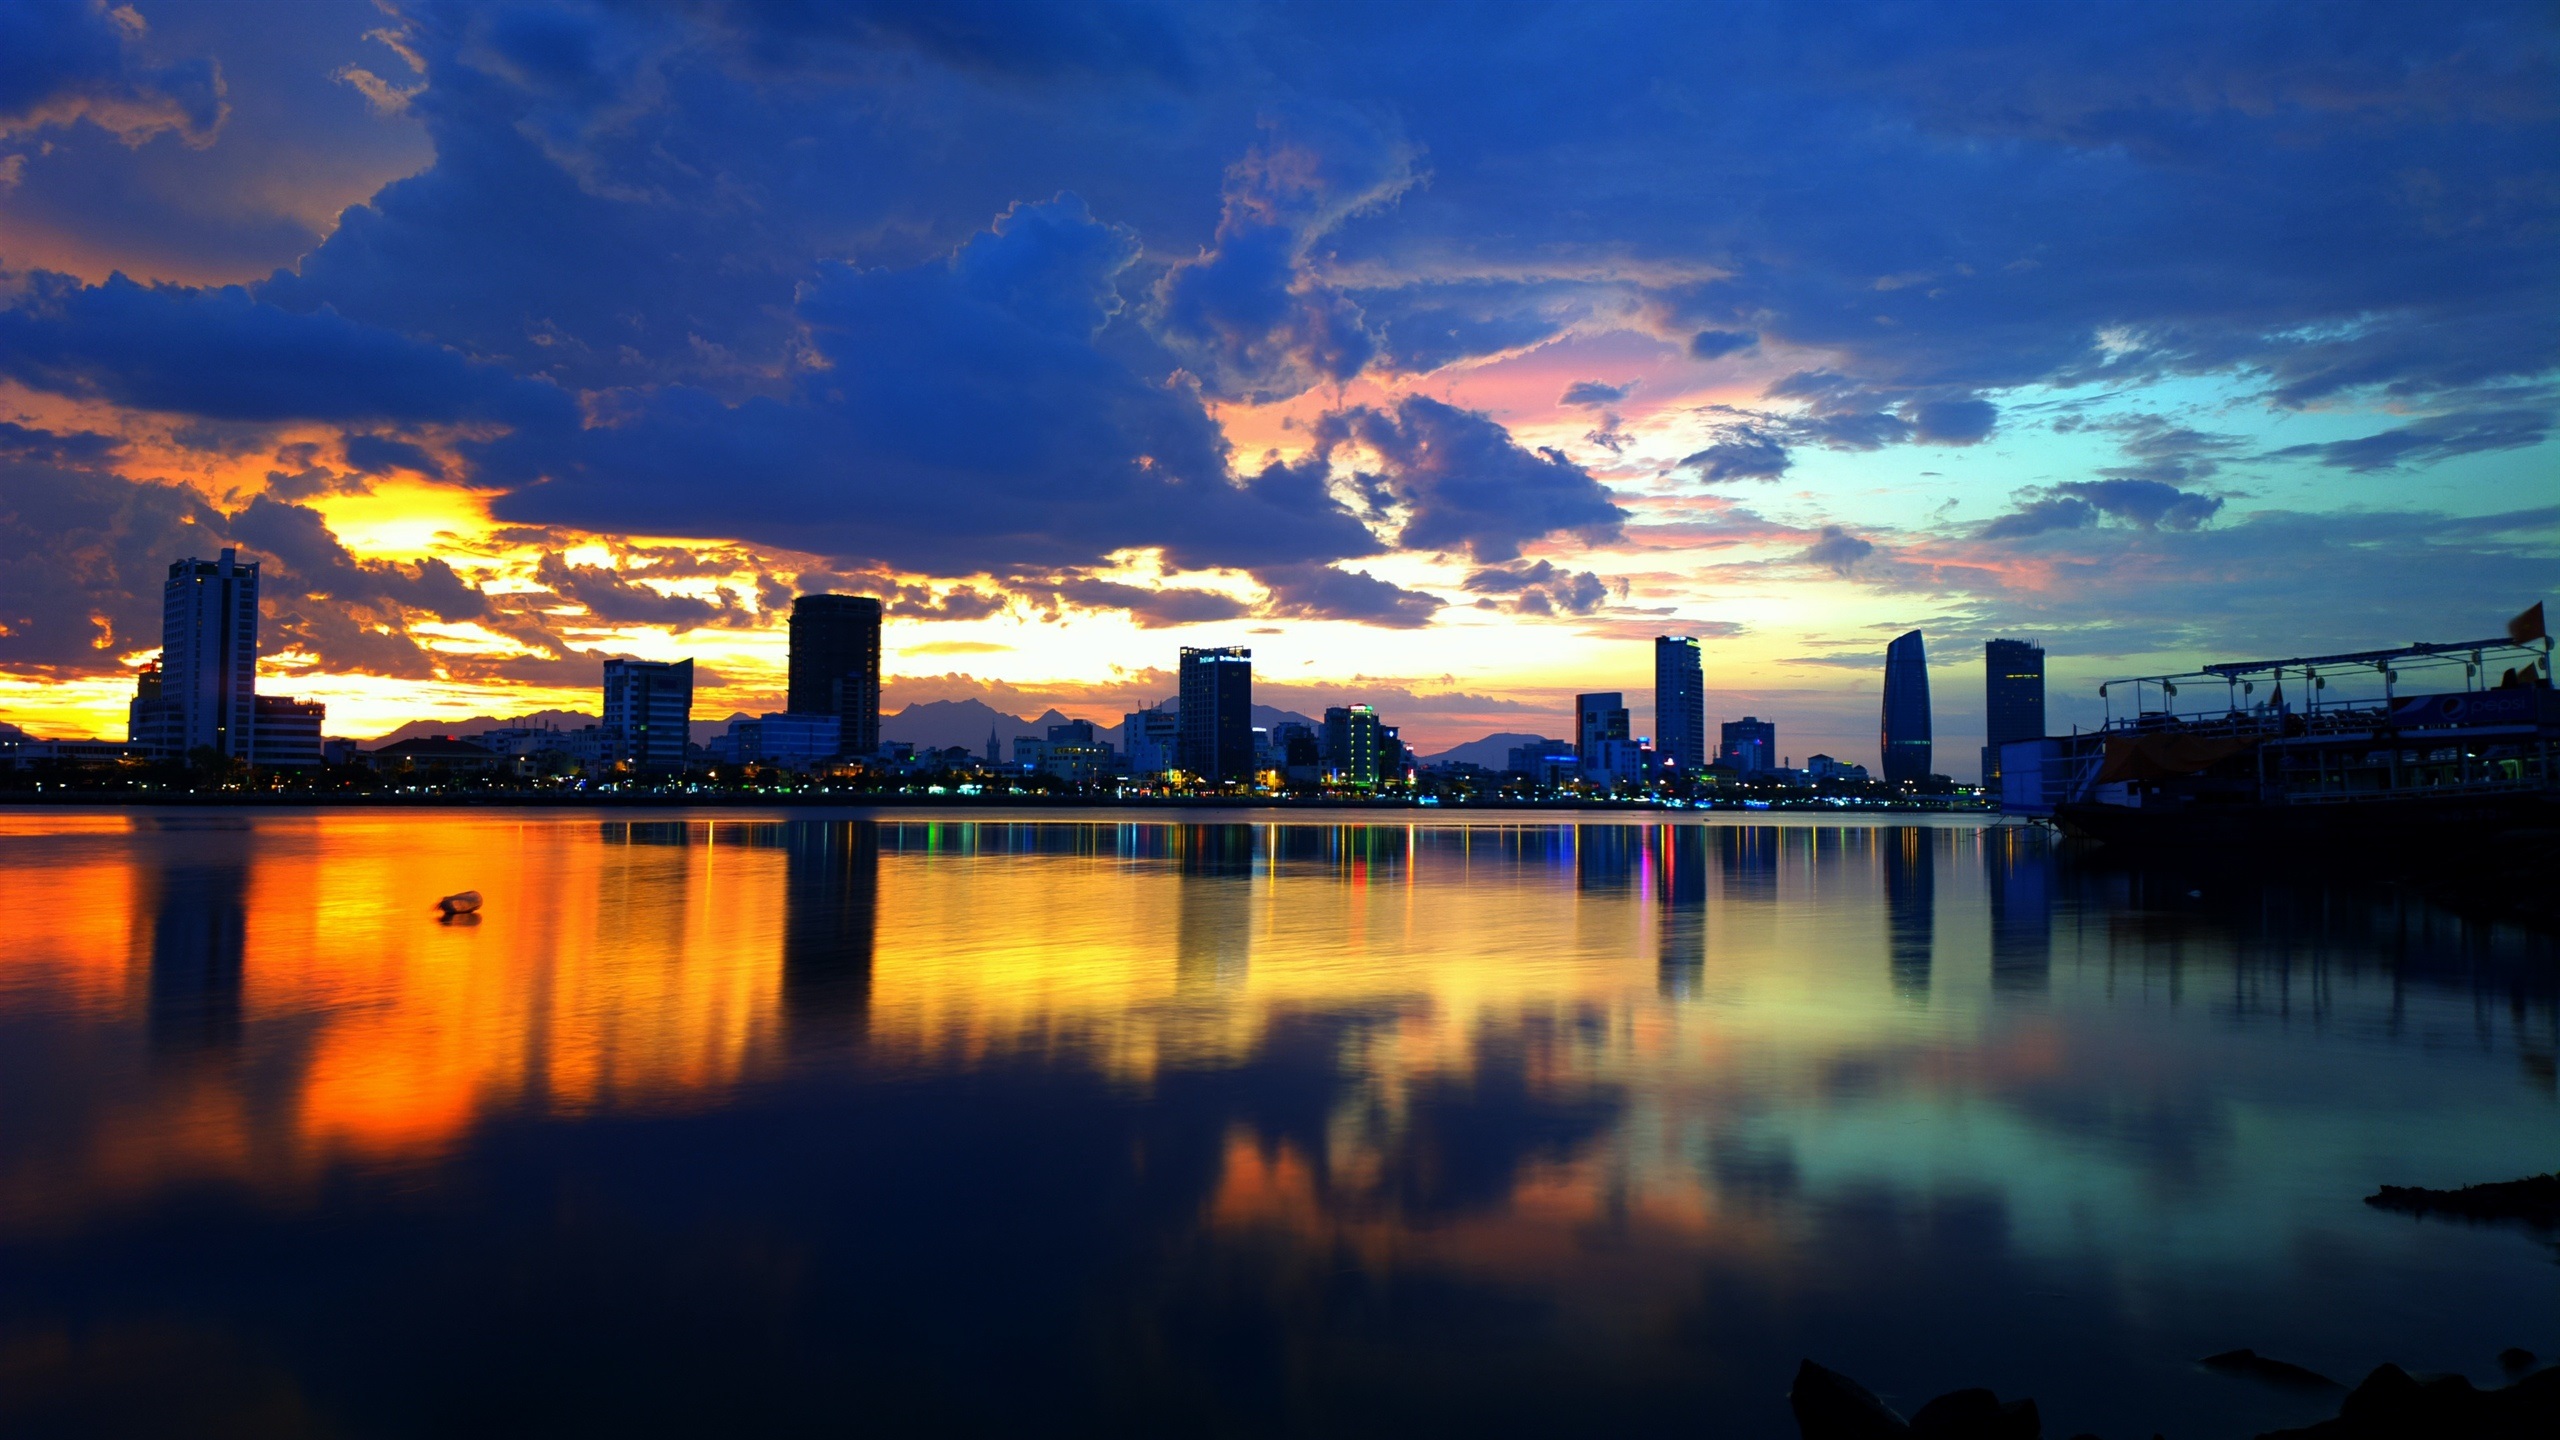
[0,808,2552,1437]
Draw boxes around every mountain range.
[351,701,1518,759]
[1415,732,1568,769]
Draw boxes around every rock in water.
[2202,1349,2344,1391]
[2256,1361,2560,1437]
[1790,1360,1911,1438]
[1911,1386,2040,1438]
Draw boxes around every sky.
[0,0,2553,771]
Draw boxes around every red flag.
[2509,602,2547,644]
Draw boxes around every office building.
[129,552,325,765]
[1806,754,1868,781]
[126,661,181,756]
[150,550,261,760]
[251,696,325,767]
[602,657,695,772]
[715,712,841,768]
[787,594,882,755]
[1280,730,1323,786]
[1323,705,1382,786]
[1177,647,1253,783]
[1574,692,1629,779]
[1654,636,1706,772]
[1379,725,1407,785]
[1124,704,1179,776]
[1881,629,1933,785]
[1586,736,1647,786]
[1982,638,2047,788]
[1509,742,1580,786]
[1719,716,1776,775]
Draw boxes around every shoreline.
[0,791,2000,816]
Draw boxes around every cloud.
[1463,559,1611,616]
[1046,576,1251,628]
[483,195,1386,578]
[1800,526,1877,575]
[2265,407,2552,473]
[0,272,571,427]
[0,435,226,668]
[1321,394,1626,563]
[1150,106,1419,401]
[1910,397,1998,444]
[529,552,747,631]
[0,0,226,148]
[2089,415,2247,484]
[1254,562,1442,629]
[1677,428,1792,483]
[341,434,447,479]
[1981,479,2223,538]
[1687,329,1757,360]
[1559,380,1632,407]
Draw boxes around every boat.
[2000,612,2556,861]
[436,890,483,917]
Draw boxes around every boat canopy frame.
[2092,634,2553,729]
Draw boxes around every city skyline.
[2,3,2554,773]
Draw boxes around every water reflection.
[1883,827,1935,995]
[1164,825,1251,993]
[1656,825,1708,998]
[144,847,246,1054]
[782,820,877,1042]
[0,811,2552,1439]
[1986,826,2052,996]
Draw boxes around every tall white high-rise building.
[150,550,262,761]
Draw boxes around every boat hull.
[2053,790,2559,855]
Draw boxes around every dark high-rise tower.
[1981,638,2046,788]
[1654,635,1705,773]
[1881,629,1932,784]
[1719,716,1776,774]
[788,594,882,755]
[1178,646,1253,783]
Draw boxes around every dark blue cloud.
[480,195,1383,576]
[2264,407,2551,472]
[1982,479,2225,538]
[1317,395,1626,563]
[1149,106,1414,401]
[1677,430,1791,484]
[1800,526,1877,575]
[0,0,224,146]
[1687,329,1757,360]
[0,271,570,427]
[341,433,446,479]
[1558,380,1631,408]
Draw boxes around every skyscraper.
[603,657,695,771]
[1654,635,1706,772]
[1719,716,1776,774]
[1177,646,1253,783]
[1982,638,2046,788]
[1323,704,1381,786]
[1881,629,1933,785]
[788,594,882,756]
[150,550,261,761]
